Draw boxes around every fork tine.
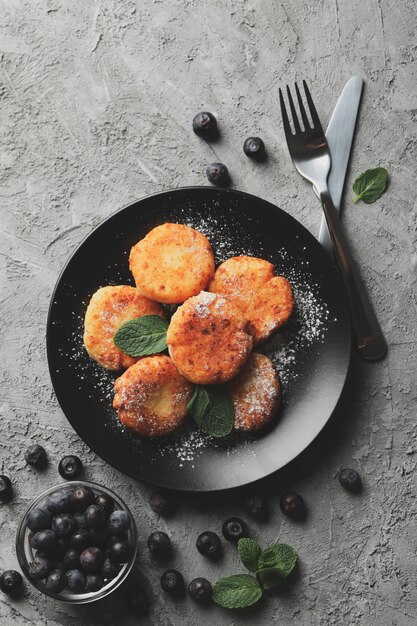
[294,82,310,130]
[279,88,292,138]
[302,80,323,131]
[286,85,301,134]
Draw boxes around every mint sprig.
[187,385,234,438]
[213,538,298,609]
[352,167,388,204]
[113,315,168,357]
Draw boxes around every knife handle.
[319,190,387,361]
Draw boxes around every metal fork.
[279,81,387,361]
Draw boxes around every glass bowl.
[16,480,137,604]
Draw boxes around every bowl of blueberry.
[16,481,137,603]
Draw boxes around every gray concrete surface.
[1,0,416,624]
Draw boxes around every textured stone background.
[1,0,416,624]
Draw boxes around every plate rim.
[46,186,353,493]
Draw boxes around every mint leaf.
[113,315,168,357]
[238,538,262,572]
[188,385,234,438]
[258,543,297,577]
[256,567,286,590]
[213,574,262,609]
[352,167,388,204]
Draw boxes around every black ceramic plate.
[47,187,351,492]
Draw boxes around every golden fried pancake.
[246,276,294,344]
[209,256,275,311]
[129,223,215,304]
[166,291,253,385]
[113,355,193,437]
[84,285,165,371]
[228,353,281,431]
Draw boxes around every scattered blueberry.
[69,529,90,551]
[222,517,247,542]
[86,573,104,592]
[65,568,85,593]
[101,557,120,581]
[52,513,76,538]
[339,468,362,493]
[160,569,184,595]
[243,136,266,160]
[108,510,130,535]
[280,492,306,520]
[29,557,52,580]
[149,492,174,516]
[32,529,57,554]
[147,531,171,558]
[45,569,65,594]
[206,162,229,186]
[63,548,81,571]
[80,547,103,573]
[196,531,222,560]
[46,490,71,515]
[71,486,95,511]
[24,444,47,469]
[243,494,268,522]
[192,111,218,139]
[27,508,51,532]
[188,577,212,603]
[95,493,114,515]
[74,511,87,529]
[0,570,23,596]
[84,504,106,529]
[108,539,133,563]
[0,475,13,503]
[58,455,83,480]
[125,584,149,614]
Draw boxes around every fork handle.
[319,190,387,361]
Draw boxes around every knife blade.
[315,76,364,256]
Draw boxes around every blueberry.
[206,162,229,186]
[196,531,222,560]
[108,510,130,535]
[86,573,104,592]
[71,486,95,511]
[70,529,90,551]
[243,494,269,522]
[125,584,149,614]
[0,475,13,503]
[95,493,114,516]
[28,557,52,580]
[101,557,120,580]
[56,538,69,557]
[149,492,174,516]
[65,568,85,593]
[280,492,306,520]
[108,539,133,563]
[147,531,171,558]
[160,569,184,595]
[74,511,87,529]
[63,548,80,570]
[339,468,362,493]
[58,455,83,480]
[192,111,218,139]
[222,517,247,542]
[32,529,57,554]
[243,136,266,160]
[27,508,51,532]
[46,490,71,515]
[80,547,103,573]
[188,577,212,603]
[0,570,23,596]
[89,526,109,548]
[24,444,47,469]
[52,513,76,538]
[45,569,65,594]
[84,505,106,529]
